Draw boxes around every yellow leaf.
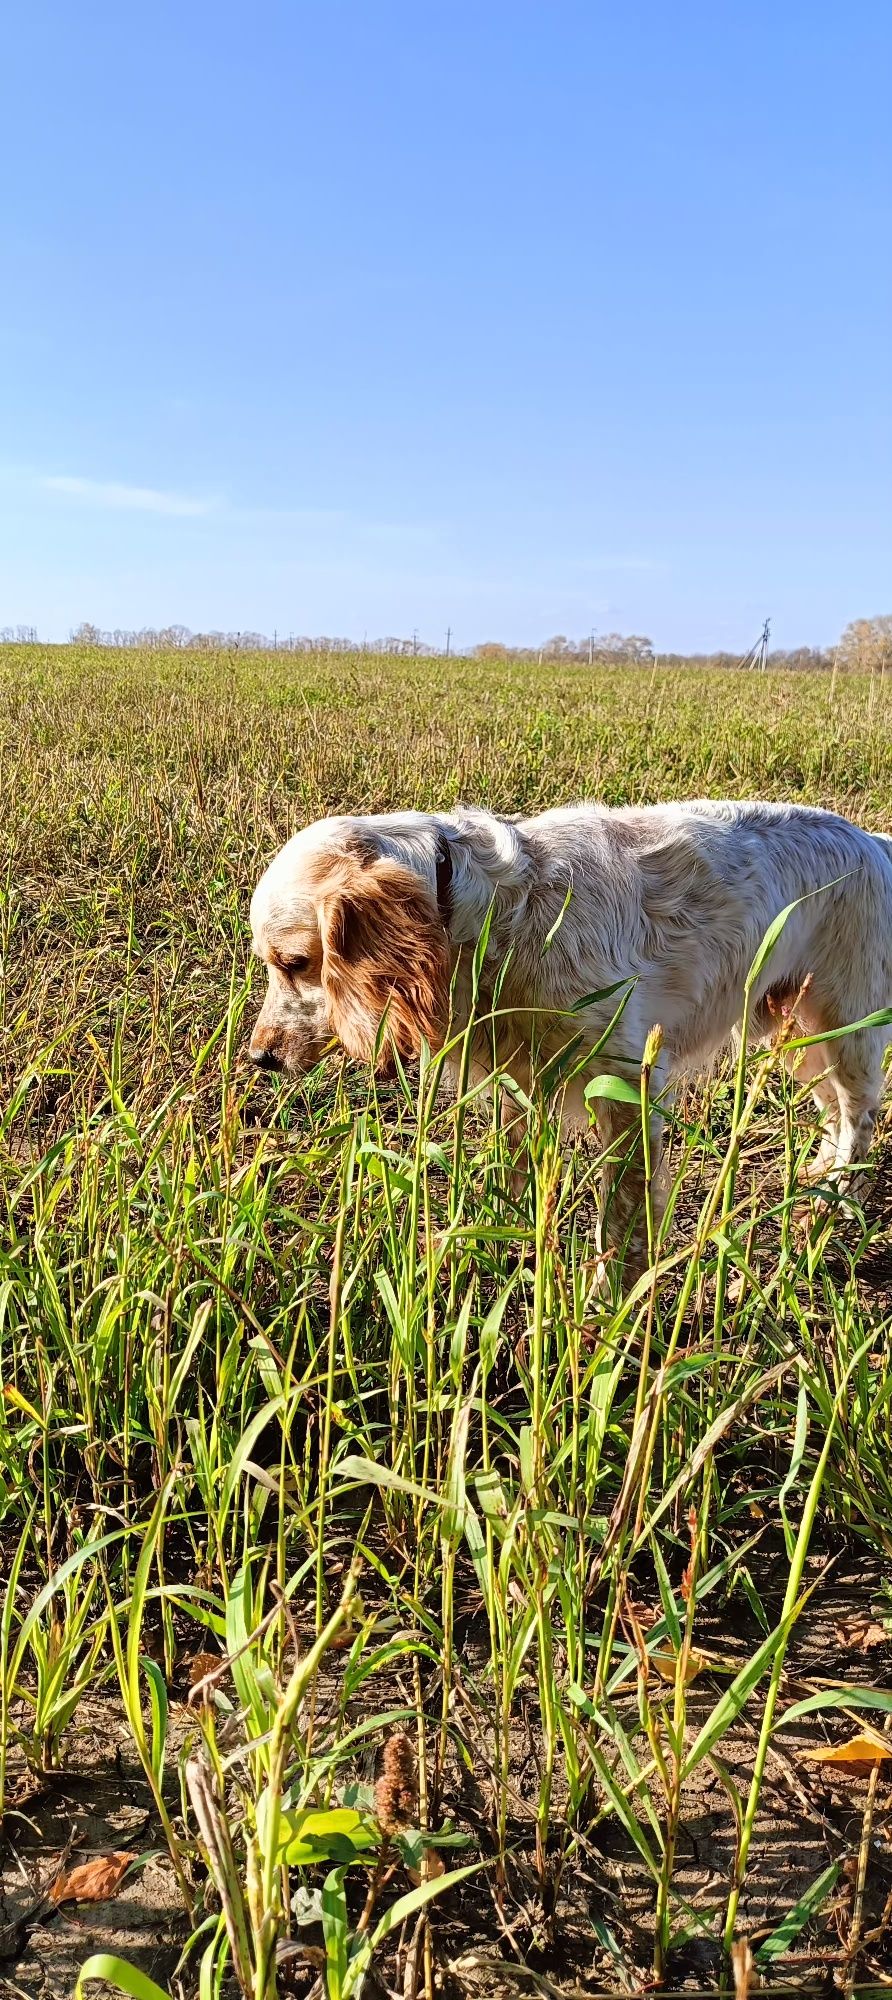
[2,1383,44,1427]
[651,1647,705,1685]
[804,1731,892,1773]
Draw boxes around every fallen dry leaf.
[189,1649,221,1686]
[804,1731,892,1776]
[731,1937,754,2000]
[50,1851,134,1905]
[651,1646,706,1685]
[188,1649,232,1711]
[833,1617,889,1651]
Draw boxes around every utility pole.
[588,629,595,665]
[758,617,770,672]
[445,626,451,657]
[735,618,772,672]
[412,629,419,657]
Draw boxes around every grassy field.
[1,643,891,2000]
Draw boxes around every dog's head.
[248,820,453,1075]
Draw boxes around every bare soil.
[3,1555,892,1999]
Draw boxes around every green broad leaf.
[256,1797,380,1867]
[198,1919,227,2000]
[756,1859,840,1962]
[370,1273,405,1343]
[76,1955,173,2000]
[226,1565,276,1741]
[393,1826,427,1874]
[443,1389,476,1545]
[461,1491,493,1621]
[499,1071,533,1113]
[583,1073,641,1106]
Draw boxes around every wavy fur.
[249,800,892,1273]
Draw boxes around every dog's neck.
[437,811,532,951]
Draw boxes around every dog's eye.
[281,955,310,977]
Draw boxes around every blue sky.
[2,0,889,652]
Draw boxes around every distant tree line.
[471,618,892,673]
[64,623,428,656]
[1,615,890,672]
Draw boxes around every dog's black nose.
[250,1044,283,1072]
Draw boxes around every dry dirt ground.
[3,1559,892,2000]
[0,1704,187,1999]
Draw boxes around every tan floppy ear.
[320,858,451,1066]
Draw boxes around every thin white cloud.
[40,474,216,518]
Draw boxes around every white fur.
[249,800,892,1269]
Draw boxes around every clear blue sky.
[2,1,889,652]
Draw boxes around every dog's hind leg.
[829,1026,886,1176]
[497,1050,534,1200]
[595,1086,669,1287]
[792,1025,886,1232]
[789,1039,841,1182]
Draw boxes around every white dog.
[249,802,892,1269]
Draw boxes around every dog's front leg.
[498,1051,534,1201]
[596,1094,667,1288]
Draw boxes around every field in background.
[1,644,891,2000]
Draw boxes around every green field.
[1,644,891,1999]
